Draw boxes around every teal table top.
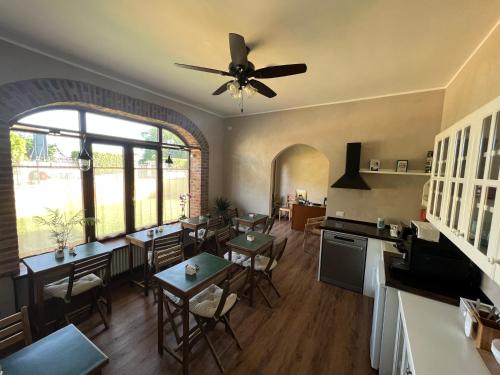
[180,216,209,226]
[154,252,232,295]
[0,324,108,375]
[227,231,274,253]
[22,242,109,274]
[126,223,182,244]
[237,213,268,223]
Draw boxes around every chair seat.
[189,284,237,318]
[188,229,214,240]
[279,207,290,212]
[233,224,251,233]
[242,255,277,271]
[224,251,249,265]
[44,273,103,301]
[164,290,183,306]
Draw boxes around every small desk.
[126,223,183,296]
[23,242,109,336]
[180,216,209,254]
[236,213,268,231]
[0,324,108,375]
[227,231,274,307]
[154,252,232,375]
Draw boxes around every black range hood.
[331,142,371,190]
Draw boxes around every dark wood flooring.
[81,221,377,375]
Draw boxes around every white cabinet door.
[428,131,452,222]
[392,311,415,375]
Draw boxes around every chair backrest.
[262,216,276,235]
[214,225,233,256]
[306,216,326,225]
[0,306,32,351]
[227,207,238,222]
[214,267,249,319]
[155,232,183,250]
[154,244,183,271]
[207,216,223,231]
[286,194,296,207]
[266,237,288,272]
[67,252,112,301]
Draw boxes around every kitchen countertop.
[384,251,489,306]
[398,291,490,375]
[320,217,401,242]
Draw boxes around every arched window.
[11,108,192,258]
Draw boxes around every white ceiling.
[0,0,499,117]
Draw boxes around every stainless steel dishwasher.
[319,230,368,293]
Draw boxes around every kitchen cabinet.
[392,311,414,375]
[427,96,500,282]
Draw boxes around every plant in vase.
[179,193,191,220]
[34,208,96,259]
[214,197,232,225]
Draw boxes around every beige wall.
[274,144,329,205]
[442,24,500,129]
[224,90,444,224]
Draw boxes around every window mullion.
[124,145,135,233]
[80,110,96,242]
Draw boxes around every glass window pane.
[489,112,500,180]
[435,181,443,217]
[429,180,436,215]
[460,127,470,178]
[446,182,455,226]
[479,187,496,254]
[452,130,461,177]
[86,112,159,142]
[162,129,185,145]
[17,109,79,132]
[468,186,482,246]
[440,137,449,177]
[477,115,492,179]
[134,147,158,229]
[452,183,463,230]
[163,149,189,222]
[10,131,84,258]
[93,144,125,238]
[434,141,441,177]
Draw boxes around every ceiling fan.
[175,33,307,111]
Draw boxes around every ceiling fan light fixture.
[243,83,257,98]
[227,80,240,97]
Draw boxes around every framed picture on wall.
[369,159,381,171]
[396,160,408,172]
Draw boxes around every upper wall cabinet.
[427,96,500,282]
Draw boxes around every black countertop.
[320,217,401,242]
[383,251,490,306]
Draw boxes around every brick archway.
[0,78,209,275]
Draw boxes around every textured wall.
[224,90,444,224]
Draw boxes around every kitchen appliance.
[330,143,371,190]
[319,231,367,293]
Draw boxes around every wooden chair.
[148,232,182,288]
[189,267,249,373]
[153,243,184,343]
[226,207,239,227]
[242,237,288,308]
[152,237,184,303]
[278,194,296,221]
[303,216,326,254]
[261,215,276,235]
[43,252,113,329]
[189,216,224,253]
[0,306,32,353]
[215,226,249,266]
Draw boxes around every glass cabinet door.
[429,135,450,221]
[466,113,500,260]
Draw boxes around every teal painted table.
[126,223,183,296]
[22,242,109,336]
[236,213,268,232]
[227,231,274,306]
[153,252,232,375]
[0,324,108,374]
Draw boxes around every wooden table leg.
[193,227,199,255]
[157,283,163,355]
[182,296,190,375]
[143,245,149,297]
[249,255,255,307]
[128,244,133,287]
[35,276,46,336]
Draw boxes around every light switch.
[335,211,345,218]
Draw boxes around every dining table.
[235,213,268,232]
[126,223,183,296]
[0,324,108,375]
[226,231,274,307]
[22,241,110,336]
[154,252,233,375]
[179,215,209,254]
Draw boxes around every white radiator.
[110,245,145,278]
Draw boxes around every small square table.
[126,223,183,296]
[23,241,110,336]
[227,231,274,307]
[0,324,108,375]
[235,213,268,232]
[180,215,209,253]
[154,252,233,375]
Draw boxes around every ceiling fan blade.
[212,81,233,95]
[229,33,248,66]
[249,79,277,98]
[174,63,231,76]
[252,63,307,79]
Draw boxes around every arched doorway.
[270,144,329,215]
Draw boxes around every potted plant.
[214,197,232,224]
[34,208,96,259]
[179,193,191,220]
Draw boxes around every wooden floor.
[82,221,377,375]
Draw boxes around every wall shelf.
[359,168,430,176]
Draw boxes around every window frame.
[10,106,194,254]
